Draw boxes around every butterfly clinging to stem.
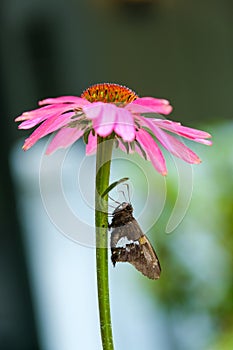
[108,184,161,280]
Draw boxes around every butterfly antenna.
[108,194,121,205]
[118,190,127,203]
[122,183,131,203]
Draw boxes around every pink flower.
[15,83,212,175]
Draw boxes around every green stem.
[95,135,114,350]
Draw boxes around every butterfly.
[109,202,161,280]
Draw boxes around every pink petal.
[83,103,136,141]
[83,102,116,137]
[39,96,89,106]
[127,97,173,115]
[22,112,74,151]
[15,104,61,122]
[191,138,212,146]
[82,102,106,120]
[114,108,135,142]
[46,127,84,154]
[136,128,167,175]
[18,110,75,130]
[17,116,51,129]
[41,112,75,133]
[16,103,78,127]
[154,119,212,144]
[86,133,97,155]
[143,119,201,164]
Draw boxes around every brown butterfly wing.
[128,235,161,280]
[110,203,161,280]
[111,235,161,280]
[110,219,144,248]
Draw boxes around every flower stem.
[95,135,114,350]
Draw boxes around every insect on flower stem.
[109,202,161,280]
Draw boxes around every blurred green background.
[1,0,233,349]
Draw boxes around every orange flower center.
[81,83,138,104]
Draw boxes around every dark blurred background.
[1,0,233,349]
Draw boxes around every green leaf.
[83,129,91,144]
[135,140,147,160]
[101,177,129,198]
[114,138,119,149]
[120,140,129,153]
[71,111,84,119]
[141,112,162,119]
[129,141,135,152]
[67,121,79,128]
